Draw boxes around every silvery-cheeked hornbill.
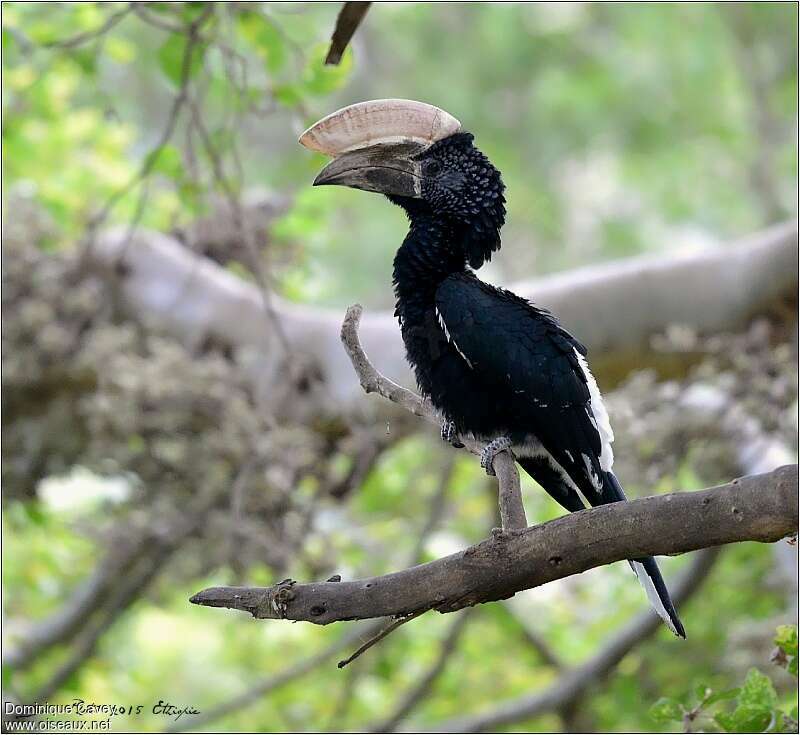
[300,99,685,637]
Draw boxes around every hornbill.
[300,99,685,638]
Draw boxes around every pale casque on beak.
[298,99,461,198]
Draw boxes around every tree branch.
[43,4,133,49]
[190,303,796,626]
[190,464,797,624]
[325,2,371,65]
[88,221,798,418]
[339,304,526,530]
[367,609,473,733]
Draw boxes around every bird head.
[299,99,505,267]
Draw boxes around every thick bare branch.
[190,465,797,624]
[88,221,798,417]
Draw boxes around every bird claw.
[480,436,513,476]
[440,419,464,448]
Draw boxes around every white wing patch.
[582,452,603,491]
[574,349,614,471]
[512,439,593,509]
[436,307,473,369]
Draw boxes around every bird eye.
[424,160,442,176]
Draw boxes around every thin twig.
[81,4,212,258]
[185,93,291,355]
[340,304,527,530]
[368,609,473,732]
[337,609,426,669]
[179,458,455,731]
[43,4,133,49]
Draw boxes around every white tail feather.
[630,560,679,636]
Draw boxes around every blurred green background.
[2,2,798,733]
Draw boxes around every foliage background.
[2,2,798,733]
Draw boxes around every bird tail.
[604,471,686,638]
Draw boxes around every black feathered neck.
[390,133,505,324]
[388,132,506,271]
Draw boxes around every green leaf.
[150,144,183,181]
[649,697,684,723]
[181,2,209,23]
[237,11,286,74]
[789,657,798,676]
[301,42,352,96]
[705,688,742,706]
[273,83,303,108]
[728,704,773,733]
[157,33,204,87]
[739,668,778,710]
[715,712,737,732]
[775,626,798,657]
[696,683,711,701]
[66,48,97,76]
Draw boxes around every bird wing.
[435,272,611,505]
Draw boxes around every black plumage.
[315,127,685,638]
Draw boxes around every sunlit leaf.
[739,668,778,710]
[157,32,204,87]
[150,144,183,181]
[705,688,741,706]
[301,42,352,96]
[649,697,683,723]
[775,625,798,657]
[237,10,286,74]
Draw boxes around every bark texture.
[190,464,798,624]
[88,220,798,420]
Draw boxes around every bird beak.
[312,142,424,198]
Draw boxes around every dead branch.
[175,457,457,731]
[190,304,796,625]
[338,610,426,669]
[339,304,527,531]
[190,464,797,624]
[325,2,372,65]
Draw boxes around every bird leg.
[440,418,464,448]
[480,436,513,476]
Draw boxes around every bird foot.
[480,436,513,476]
[440,419,464,448]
